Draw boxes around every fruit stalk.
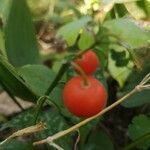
[71,62,89,86]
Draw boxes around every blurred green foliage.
[0,0,149,149]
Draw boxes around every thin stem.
[33,88,137,145]
[71,62,89,86]
[8,94,24,111]
[122,132,150,150]
[50,142,64,150]
[45,62,69,95]
[74,49,90,59]
[0,81,24,111]
[33,97,47,124]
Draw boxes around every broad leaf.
[108,45,134,87]
[18,65,56,96]
[115,0,141,3]
[121,59,150,108]
[94,68,108,90]
[79,119,100,149]
[128,115,150,150]
[124,1,147,20]
[57,16,91,46]
[27,0,51,20]
[18,65,63,107]
[5,0,41,67]
[103,18,150,48]
[78,28,95,50]
[85,129,114,150]
[102,0,139,4]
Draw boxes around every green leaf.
[85,129,114,150]
[95,43,109,68]
[57,16,91,46]
[78,28,95,50]
[27,0,51,20]
[0,139,34,150]
[0,0,12,24]
[144,0,150,18]
[121,59,150,108]
[128,115,150,150]
[0,29,7,58]
[5,0,41,67]
[18,65,56,96]
[114,0,141,3]
[103,18,150,48]
[124,1,147,20]
[18,65,63,107]
[79,119,100,149]
[111,49,130,67]
[108,45,134,87]
[35,109,72,150]
[94,68,108,90]
[0,55,37,101]
[102,0,139,5]
[50,86,64,108]
[1,108,72,150]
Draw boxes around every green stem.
[0,81,24,111]
[33,97,47,124]
[122,132,150,150]
[45,62,69,95]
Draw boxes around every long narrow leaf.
[0,55,38,101]
[5,0,41,66]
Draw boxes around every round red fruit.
[63,76,107,118]
[74,50,99,75]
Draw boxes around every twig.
[33,73,150,146]
[0,122,46,145]
[50,142,64,150]
[74,129,80,150]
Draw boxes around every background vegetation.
[0,0,150,150]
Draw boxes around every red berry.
[74,50,99,75]
[63,76,107,118]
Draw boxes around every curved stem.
[33,96,47,124]
[71,62,89,86]
[122,132,150,150]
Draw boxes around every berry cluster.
[63,50,107,118]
